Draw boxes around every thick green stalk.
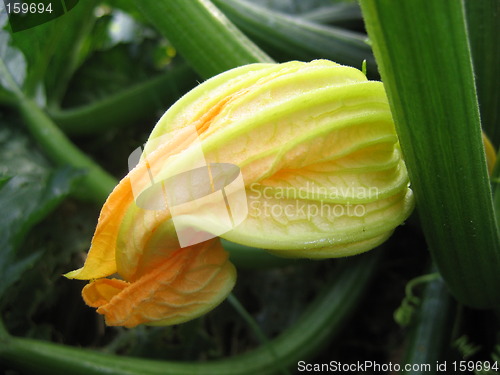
[135,0,273,80]
[359,0,500,309]
[50,65,199,136]
[0,252,381,375]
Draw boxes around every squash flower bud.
[65,60,414,327]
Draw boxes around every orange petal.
[94,239,236,328]
[82,278,130,308]
[65,177,134,280]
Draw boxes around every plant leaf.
[0,124,80,300]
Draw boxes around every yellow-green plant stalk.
[65,60,414,327]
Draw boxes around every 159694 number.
[5,2,53,14]
[453,361,499,372]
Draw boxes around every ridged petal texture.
[150,59,414,257]
[65,60,414,327]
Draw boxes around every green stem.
[17,97,117,204]
[0,251,381,375]
[227,294,290,375]
[50,65,199,136]
[135,0,273,80]
[402,267,455,374]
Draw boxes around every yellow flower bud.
[65,60,414,327]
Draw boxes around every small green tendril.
[393,272,440,327]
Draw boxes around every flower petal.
[91,239,236,328]
[222,188,414,258]
[82,278,130,308]
[64,178,134,280]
